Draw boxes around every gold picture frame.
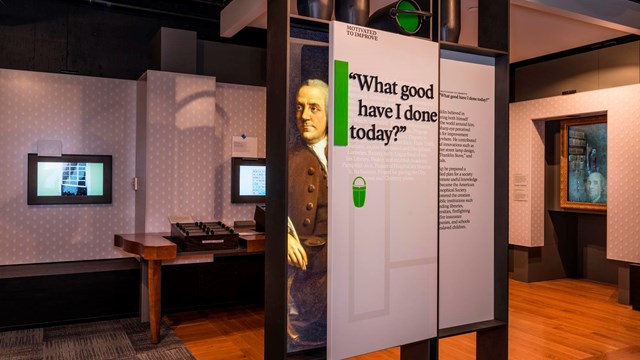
[560,115,607,211]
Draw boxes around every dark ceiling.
[67,0,230,23]
[0,0,265,45]
[0,0,230,25]
[0,0,266,79]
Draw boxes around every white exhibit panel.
[438,51,496,329]
[328,22,439,359]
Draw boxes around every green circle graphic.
[397,0,420,34]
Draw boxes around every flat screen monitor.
[27,153,112,205]
[231,157,266,204]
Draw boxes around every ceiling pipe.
[81,0,219,23]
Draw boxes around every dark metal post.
[265,0,290,358]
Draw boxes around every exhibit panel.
[509,84,640,264]
[264,0,510,358]
[439,50,495,330]
[328,22,439,359]
[0,68,136,265]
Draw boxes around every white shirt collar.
[308,136,327,171]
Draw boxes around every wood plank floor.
[165,278,640,359]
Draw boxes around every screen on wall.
[231,157,265,203]
[27,153,112,205]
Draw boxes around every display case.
[265,0,509,358]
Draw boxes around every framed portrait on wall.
[560,115,607,211]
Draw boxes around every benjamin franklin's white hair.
[299,79,328,110]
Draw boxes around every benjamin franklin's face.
[296,85,327,145]
[588,173,603,201]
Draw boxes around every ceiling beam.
[220,0,268,37]
[512,0,640,35]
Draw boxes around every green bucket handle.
[353,176,366,187]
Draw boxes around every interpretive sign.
[328,22,439,359]
[513,173,529,202]
[438,51,495,329]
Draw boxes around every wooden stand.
[114,233,177,344]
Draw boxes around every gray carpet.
[0,318,195,360]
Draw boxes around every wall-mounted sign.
[231,135,258,158]
[513,173,529,202]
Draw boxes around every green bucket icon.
[352,176,366,208]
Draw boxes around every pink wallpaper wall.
[0,69,266,265]
[212,83,266,220]
[143,71,266,232]
[509,105,533,246]
[0,69,137,265]
[509,84,640,263]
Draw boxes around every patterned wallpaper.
[212,83,266,221]
[509,84,640,263]
[0,69,137,265]
[0,69,266,265]
[143,71,266,233]
[509,103,533,246]
[530,120,546,247]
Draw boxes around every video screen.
[28,153,112,205]
[37,162,104,197]
[238,165,266,196]
[231,157,265,203]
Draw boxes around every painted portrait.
[287,30,329,353]
[560,115,607,211]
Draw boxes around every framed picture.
[560,115,607,211]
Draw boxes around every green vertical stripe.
[334,60,349,146]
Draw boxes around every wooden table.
[115,231,265,344]
[114,233,176,344]
[238,233,266,252]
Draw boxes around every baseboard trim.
[0,257,139,279]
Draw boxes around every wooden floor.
[165,278,640,359]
